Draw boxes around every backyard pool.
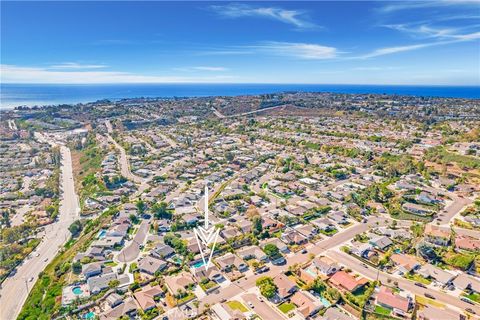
[192,261,206,269]
[83,311,95,319]
[97,229,107,239]
[319,296,331,308]
[72,286,83,295]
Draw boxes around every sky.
[1,1,480,85]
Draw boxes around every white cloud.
[210,3,317,29]
[0,64,235,84]
[192,66,228,72]
[254,41,337,59]
[49,62,107,69]
[379,0,480,13]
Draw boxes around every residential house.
[369,235,393,251]
[87,272,118,294]
[138,256,167,275]
[294,224,317,239]
[455,236,480,252]
[105,293,123,308]
[211,303,246,320]
[313,256,340,276]
[402,203,434,216]
[329,271,368,292]
[164,272,195,297]
[237,246,268,262]
[82,262,103,279]
[452,273,480,292]
[273,274,297,301]
[391,254,420,274]
[349,242,373,259]
[192,264,224,283]
[417,264,455,286]
[216,253,248,272]
[376,286,411,314]
[150,243,175,259]
[281,228,308,245]
[291,291,323,318]
[424,225,450,246]
[133,285,163,311]
[260,238,289,253]
[99,298,138,320]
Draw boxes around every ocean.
[1,83,479,109]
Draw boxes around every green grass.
[405,273,432,285]
[278,302,296,313]
[416,295,445,308]
[464,293,480,303]
[227,300,248,312]
[375,305,392,315]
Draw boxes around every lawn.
[374,305,391,316]
[416,295,445,308]
[464,292,480,303]
[278,302,296,313]
[405,273,432,285]
[227,300,248,312]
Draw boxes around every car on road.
[461,297,475,305]
[44,258,48,262]
[258,297,264,302]
[414,282,427,288]
[466,308,476,314]
[247,301,254,308]
[301,249,307,254]
[424,293,435,299]
[28,277,34,282]
[220,298,226,303]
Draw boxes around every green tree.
[68,220,83,237]
[263,244,280,258]
[256,276,277,299]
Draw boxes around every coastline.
[1,83,479,110]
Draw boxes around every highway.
[0,145,80,320]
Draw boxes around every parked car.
[461,297,475,305]
[247,301,254,308]
[466,308,476,314]
[414,282,427,288]
[424,293,436,299]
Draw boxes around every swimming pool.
[192,261,206,269]
[97,229,107,239]
[72,286,83,295]
[319,296,331,308]
[83,311,95,319]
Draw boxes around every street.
[0,145,80,320]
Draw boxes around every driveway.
[242,293,284,320]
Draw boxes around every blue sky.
[1,1,479,85]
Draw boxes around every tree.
[225,152,234,162]
[108,279,120,288]
[136,200,146,214]
[68,220,82,237]
[152,202,171,219]
[263,244,279,258]
[256,276,277,299]
[72,261,82,274]
[252,216,263,235]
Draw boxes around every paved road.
[434,195,472,226]
[326,250,480,315]
[213,105,287,118]
[242,293,284,320]
[0,145,80,320]
[199,217,381,310]
[106,133,144,184]
[117,219,150,263]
